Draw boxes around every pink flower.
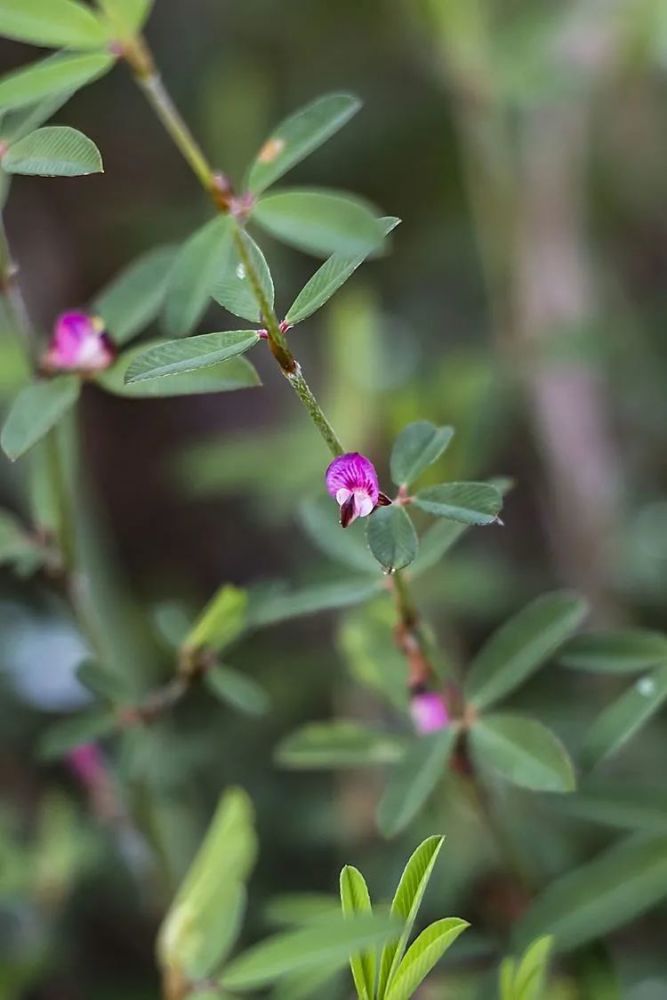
[43,311,115,374]
[326,452,380,527]
[67,743,106,787]
[410,691,449,734]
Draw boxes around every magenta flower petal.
[325,452,380,527]
[410,691,449,734]
[43,311,115,374]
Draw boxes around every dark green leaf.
[339,866,375,1000]
[94,245,178,344]
[96,341,260,397]
[38,708,117,759]
[0,52,114,113]
[211,227,274,323]
[205,666,270,717]
[581,665,667,768]
[0,0,110,49]
[276,721,405,770]
[470,714,575,793]
[124,330,260,383]
[285,217,401,325]
[390,421,454,487]
[248,578,382,629]
[75,660,130,703]
[555,783,667,833]
[164,216,233,336]
[514,833,667,952]
[220,913,400,992]
[2,125,102,176]
[412,482,502,525]
[185,585,247,652]
[253,188,385,258]
[247,92,361,195]
[1,375,80,461]
[366,505,418,573]
[384,919,468,1000]
[466,591,588,711]
[560,630,667,674]
[377,728,458,838]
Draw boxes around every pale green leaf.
[247,578,382,629]
[366,505,418,573]
[276,721,405,770]
[285,217,400,325]
[560,629,667,673]
[253,188,385,258]
[339,866,375,1000]
[470,715,575,793]
[581,665,667,768]
[384,919,468,1000]
[211,227,274,323]
[96,341,260,397]
[204,665,270,717]
[220,913,400,992]
[512,936,553,1000]
[466,591,588,711]
[514,833,667,952]
[247,92,361,195]
[164,216,233,336]
[97,0,153,35]
[412,482,502,525]
[185,585,247,652]
[124,330,259,383]
[2,125,102,176]
[0,0,109,49]
[390,421,454,487]
[1,375,80,461]
[0,52,114,113]
[377,728,458,838]
[378,836,445,998]
[94,245,178,344]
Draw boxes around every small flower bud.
[410,691,449,734]
[325,452,381,527]
[42,311,115,375]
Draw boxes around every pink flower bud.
[67,743,106,787]
[43,311,115,374]
[410,691,449,734]
[325,452,380,527]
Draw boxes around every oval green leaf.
[93,245,178,344]
[211,228,274,323]
[560,629,667,674]
[390,421,455,487]
[384,918,469,1000]
[366,505,418,573]
[247,578,381,629]
[466,591,588,711]
[412,482,502,525]
[247,92,361,195]
[253,188,385,258]
[377,728,458,838]
[164,216,233,336]
[0,52,114,113]
[470,714,575,793]
[1,375,80,461]
[96,342,260,397]
[185,584,247,652]
[38,708,117,759]
[0,0,110,49]
[205,665,270,717]
[339,866,374,1000]
[581,664,667,769]
[2,125,102,176]
[276,721,405,770]
[124,330,259,383]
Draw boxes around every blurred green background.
[2,0,667,997]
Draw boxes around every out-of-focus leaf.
[204,665,270,717]
[97,0,154,34]
[338,602,409,711]
[2,125,102,176]
[248,578,382,629]
[384,918,468,1000]
[220,913,400,992]
[581,665,667,768]
[339,866,374,1000]
[271,961,343,1000]
[158,788,257,980]
[285,217,401,326]
[94,245,178,344]
[554,783,667,833]
[0,0,109,49]
[75,660,130,703]
[377,728,458,838]
[211,227,274,323]
[390,422,454,487]
[185,585,247,653]
[470,715,575,793]
[366,505,418,573]
[0,52,114,113]
[466,592,588,711]
[253,188,385,258]
[163,216,233,336]
[412,482,502,525]
[500,936,553,1000]
[0,508,43,570]
[0,89,76,143]
[247,92,361,195]
[265,894,340,928]
[276,721,405,770]
[410,519,469,576]
[38,708,117,759]
[514,834,667,953]
[96,342,260,397]
[378,836,445,998]
[1,375,80,461]
[300,495,378,573]
[124,330,260,383]
[560,630,667,674]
